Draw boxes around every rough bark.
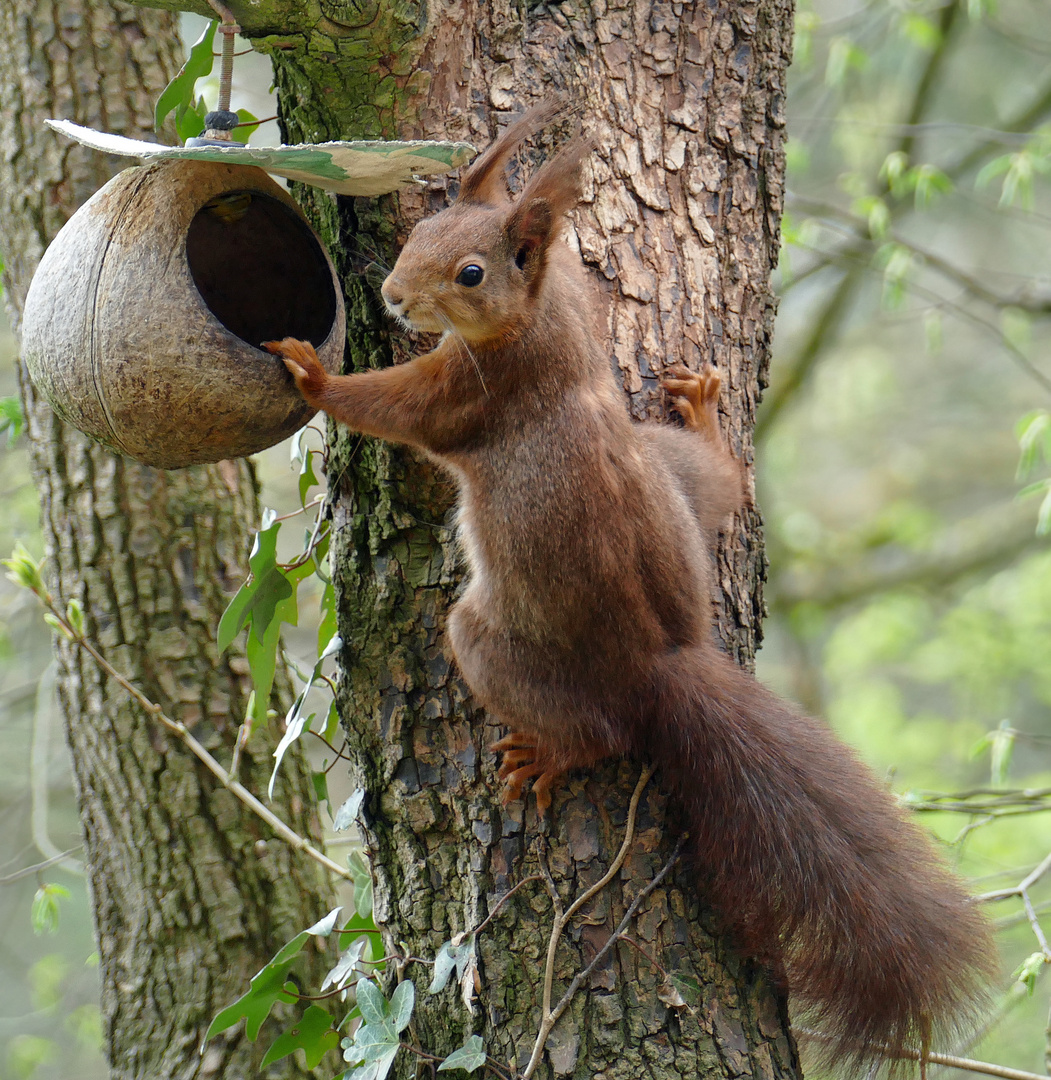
[0,3,337,1077]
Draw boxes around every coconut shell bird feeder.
[21,27,474,469]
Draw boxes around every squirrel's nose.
[381,275,404,310]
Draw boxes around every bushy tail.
[637,645,994,1073]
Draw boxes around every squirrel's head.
[381,102,592,346]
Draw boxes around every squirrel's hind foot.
[490,732,564,817]
[661,365,722,441]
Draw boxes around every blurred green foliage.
[760,0,1051,1071]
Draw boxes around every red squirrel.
[265,103,993,1072]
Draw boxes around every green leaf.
[1016,410,1051,478]
[322,936,369,993]
[31,884,71,935]
[260,1005,339,1069]
[175,97,208,143]
[971,720,1016,785]
[323,697,342,745]
[880,150,909,193]
[3,542,44,594]
[299,449,321,505]
[1037,488,1051,536]
[66,598,84,638]
[389,980,415,1033]
[0,395,24,445]
[438,1036,487,1073]
[248,567,295,646]
[1013,951,1046,995]
[333,789,365,832]
[306,907,344,937]
[205,935,308,1042]
[231,109,260,145]
[912,163,952,208]
[354,979,389,1029]
[852,195,889,240]
[312,769,331,812]
[269,630,342,796]
[349,851,374,920]
[665,972,703,1009]
[155,21,216,133]
[428,936,475,995]
[246,617,282,724]
[204,912,341,1045]
[319,581,338,655]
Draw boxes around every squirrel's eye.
[456,264,485,287]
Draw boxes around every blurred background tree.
[0,4,335,1078]
[757,0,1051,1070]
[2,0,1051,1077]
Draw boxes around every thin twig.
[979,851,1051,902]
[618,935,670,978]
[0,847,84,885]
[471,875,546,938]
[521,767,658,1080]
[523,838,685,1079]
[45,602,350,883]
[1021,890,1051,958]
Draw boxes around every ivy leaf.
[318,581,338,654]
[206,910,341,1042]
[438,1036,487,1073]
[389,980,415,1033]
[354,979,390,1030]
[231,108,260,145]
[217,510,284,652]
[323,698,342,745]
[312,769,330,813]
[428,936,475,995]
[321,936,369,993]
[269,630,343,796]
[174,96,208,143]
[299,447,321,505]
[155,21,217,133]
[348,851,374,920]
[205,945,306,1041]
[661,972,702,1010]
[260,1004,339,1069]
[333,789,365,832]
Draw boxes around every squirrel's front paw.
[263,337,327,397]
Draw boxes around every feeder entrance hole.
[186,190,338,350]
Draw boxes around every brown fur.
[265,108,994,1074]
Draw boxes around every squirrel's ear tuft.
[504,139,593,283]
[456,99,567,206]
[517,137,593,221]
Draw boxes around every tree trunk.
[126,0,795,1074]
[0,3,337,1077]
